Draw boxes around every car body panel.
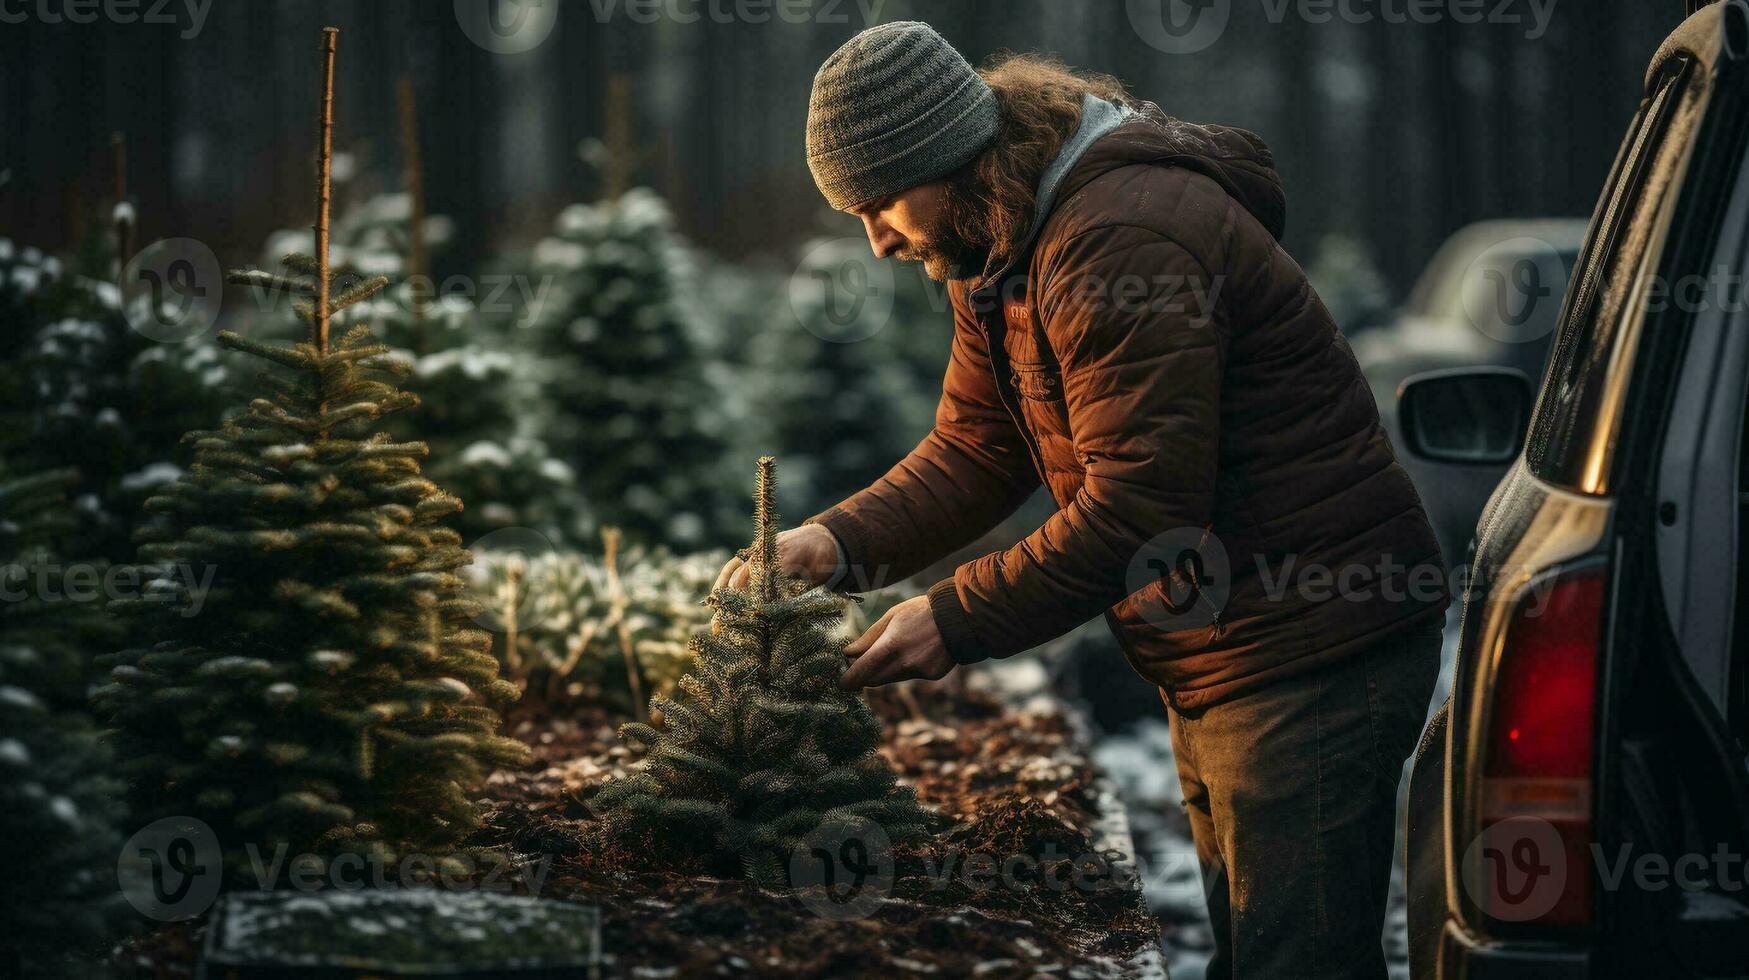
[1406,3,1749,975]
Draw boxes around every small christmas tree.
[592,457,933,885]
[94,27,527,873]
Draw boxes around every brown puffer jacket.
[810,101,1449,711]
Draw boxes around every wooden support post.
[397,76,430,355]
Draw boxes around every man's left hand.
[840,595,954,689]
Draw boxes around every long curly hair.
[942,53,1134,277]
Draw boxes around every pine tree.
[245,96,586,546]
[592,457,933,885]
[0,465,127,973]
[520,189,737,548]
[0,170,234,564]
[93,28,528,875]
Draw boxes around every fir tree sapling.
[592,458,934,885]
[94,28,528,875]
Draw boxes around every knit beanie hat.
[805,21,1000,211]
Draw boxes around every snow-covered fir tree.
[0,234,232,562]
[519,189,738,548]
[0,464,127,974]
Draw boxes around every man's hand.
[840,595,954,690]
[714,523,842,593]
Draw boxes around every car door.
[1406,3,1749,976]
[1597,1,1749,971]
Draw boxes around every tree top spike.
[313,26,339,355]
[752,457,778,602]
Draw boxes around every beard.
[898,246,966,283]
[895,202,987,282]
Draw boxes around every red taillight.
[1477,566,1606,928]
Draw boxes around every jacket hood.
[1058,100,1288,242]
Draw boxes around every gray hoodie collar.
[972,93,1134,292]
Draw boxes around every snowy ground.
[1092,625,1458,980]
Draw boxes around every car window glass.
[1527,62,1704,494]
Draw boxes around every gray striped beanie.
[805,21,1000,211]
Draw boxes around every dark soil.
[118,676,1159,978]
[475,677,1158,977]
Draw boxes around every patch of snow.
[417,347,515,381]
[533,236,588,270]
[49,795,79,824]
[0,738,31,766]
[538,458,574,483]
[459,441,513,469]
[121,462,183,492]
[0,685,44,711]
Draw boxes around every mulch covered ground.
[117,676,1160,978]
[477,677,1159,977]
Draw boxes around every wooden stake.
[313,26,338,355]
[603,74,636,200]
[396,76,430,354]
[603,528,649,724]
[502,559,523,684]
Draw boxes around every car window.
[1526,61,1706,494]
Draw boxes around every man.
[715,21,1448,979]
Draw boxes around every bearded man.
[715,21,1450,978]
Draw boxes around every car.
[1355,218,1589,578]
[1398,2,1749,977]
